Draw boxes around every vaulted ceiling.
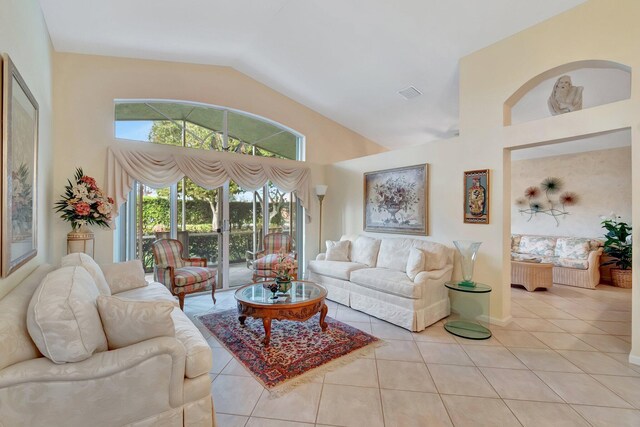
[39,0,586,149]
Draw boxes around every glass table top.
[235,281,326,305]
[445,281,492,293]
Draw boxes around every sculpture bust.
[548,75,583,115]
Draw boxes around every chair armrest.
[183,258,207,267]
[0,337,186,406]
[255,250,266,259]
[316,253,326,261]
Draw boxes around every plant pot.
[611,268,632,288]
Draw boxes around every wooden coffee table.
[234,280,328,346]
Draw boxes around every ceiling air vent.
[398,86,422,100]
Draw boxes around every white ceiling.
[38,0,587,150]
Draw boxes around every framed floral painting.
[463,169,489,224]
[364,164,428,235]
[1,54,39,277]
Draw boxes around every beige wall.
[511,147,632,237]
[325,0,640,362]
[51,53,383,267]
[0,0,54,299]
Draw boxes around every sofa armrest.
[316,253,326,261]
[413,265,453,284]
[588,247,603,268]
[0,337,186,407]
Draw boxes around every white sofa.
[0,261,216,427]
[308,235,454,332]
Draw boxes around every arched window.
[113,100,306,289]
[114,100,304,161]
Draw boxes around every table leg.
[319,303,328,331]
[262,318,272,346]
[238,315,246,326]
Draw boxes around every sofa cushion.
[351,236,381,267]
[554,237,591,260]
[27,266,108,364]
[350,268,419,299]
[0,264,55,371]
[115,281,178,306]
[554,258,589,269]
[97,296,175,350]
[377,238,414,272]
[61,253,111,296]
[307,260,368,281]
[412,240,450,271]
[511,252,542,263]
[511,235,522,252]
[173,309,213,378]
[100,260,148,294]
[406,248,425,280]
[326,240,350,261]
[518,236,557,257]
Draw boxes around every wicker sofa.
[511,234,603,289]
[308,235,454,332]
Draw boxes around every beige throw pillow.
[406,248,425,280]
[97,296,175,350]
[61,252,111,296]
[325,240,350,262]
[101,260,148,294]
[352,236,381,267]
[27,266,108,364]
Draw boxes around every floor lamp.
[315,185,328,253]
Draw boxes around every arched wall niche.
[503,60,631,126]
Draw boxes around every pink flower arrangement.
[274,252,297,279]
[55,168,114,229]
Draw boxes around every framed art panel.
[463,169,489,224]
[1,54,39,277]
[364,164,428,235]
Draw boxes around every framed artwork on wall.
[464,169,489,224]
[1,54,39,277]
[364,164,428,235]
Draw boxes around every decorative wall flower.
[524,186,540,199]
[540,177,562,194]
[516,177,577,226]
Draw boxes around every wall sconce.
[315,185,328,253]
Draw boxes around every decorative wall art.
[364,164,428,235]
[515,177,578,227]
[1,54,39,277]
[464,169,490,224]
[548,75,583,115]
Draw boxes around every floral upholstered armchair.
[248,233,297,281]
[152,238,217,310]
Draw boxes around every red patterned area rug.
[196,309,381,391]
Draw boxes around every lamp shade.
[315,185,328,196]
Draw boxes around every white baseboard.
[629,354,640,367]
[489,315,513,327]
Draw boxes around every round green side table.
[444,281,492,340]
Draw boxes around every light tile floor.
[183,283,639,427]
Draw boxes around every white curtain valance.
[106,141,312,220]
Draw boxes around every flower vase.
[276,276,292,293]
[67,225,95,258]
[453,240,482,287]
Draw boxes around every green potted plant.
[600,216,632,288]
